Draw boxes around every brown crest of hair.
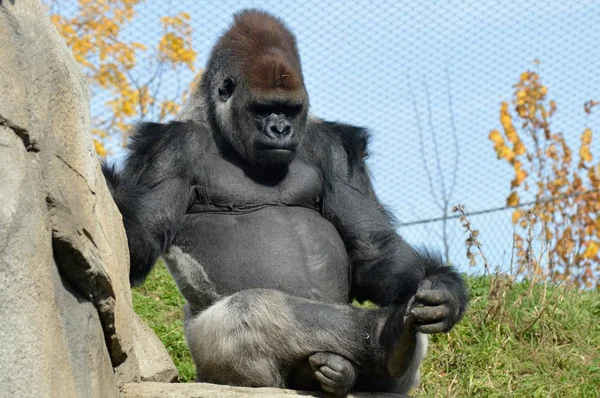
[220,10,305,95]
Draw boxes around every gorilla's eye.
[281,104,302,118]
[250,103,302,119]
[250,104,273,118]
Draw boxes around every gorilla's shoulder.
[308,119,371,170]
[127,120,210,157]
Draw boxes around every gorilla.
[103,9,468,395]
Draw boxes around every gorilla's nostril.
[281,124,292,136]
[270,124,283,135]
[269,121,291,136]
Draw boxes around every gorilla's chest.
[176,154,350,303]
[190,155,323,213]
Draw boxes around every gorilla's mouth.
[255,141,298,152]
[261,147,294,152]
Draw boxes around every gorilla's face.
[214,75,308,177]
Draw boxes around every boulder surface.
[0,1,177,397]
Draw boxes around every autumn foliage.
[47,0,197,157]
[489,65,600,288]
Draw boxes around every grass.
[418,276,600,397]
[132,261,195,382]
[133,262,600,397]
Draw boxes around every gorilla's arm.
[313,121,468,333]
[103,122,198,285]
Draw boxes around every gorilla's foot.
[308,352,356,395]
[384,304,419,378]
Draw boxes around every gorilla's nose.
[267,118,292,138]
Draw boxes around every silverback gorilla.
[103,10,468,395]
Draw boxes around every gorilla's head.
[201,10,309,178]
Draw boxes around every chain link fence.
[52,0,600,274]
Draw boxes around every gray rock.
[120,382,406,398]
[133,314,180,383]
[0,0,176,396]
[0,123,114,398]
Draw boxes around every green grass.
[418,276,600,397]
[133,263,600,396]
[132,261,195,382]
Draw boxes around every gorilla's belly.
[174,206,350,303]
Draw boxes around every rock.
[133,314,180,383]
[0,0,176,396]
[0,123,117,398]
[120,382,406,398]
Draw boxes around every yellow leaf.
[505,126,519,144]
[549,100,557,115]
[497,145,515,161]
[489,129,504,145]
[539,104,548,119]
[583,241,599,259]
[512,210,521,224]
[595,217,600,231]
[546,143,558,160]
[582,128,592,145]
[507,192,519,207]
[500,110,512,128]
[93,139,107,158]
[511,167,528,188]
[580,146,593,163]
[519,219,528,228]
[513,141,526,155]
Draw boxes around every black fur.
[102,9,468,394]
[103,122,204,285]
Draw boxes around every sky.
[78,0,600,274]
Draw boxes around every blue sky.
[88,0,600,273]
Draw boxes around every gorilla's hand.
[406,278,465,334]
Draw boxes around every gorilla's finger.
[308,352,328,370]
[314,370,337,387]
[410,305,450,323]
[319,365,344,380]
[405,295,417,315]
[415,288,452,305]
[416,321,452,334]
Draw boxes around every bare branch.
[445,68,460,201]
[407,73,442,210]
[424,79,448,200]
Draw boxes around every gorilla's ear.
[218,77,236,102]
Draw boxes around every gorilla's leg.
[183,289,425,394]
[355,333,428,393]
[163,246,222,313]
[164,246,426,394]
